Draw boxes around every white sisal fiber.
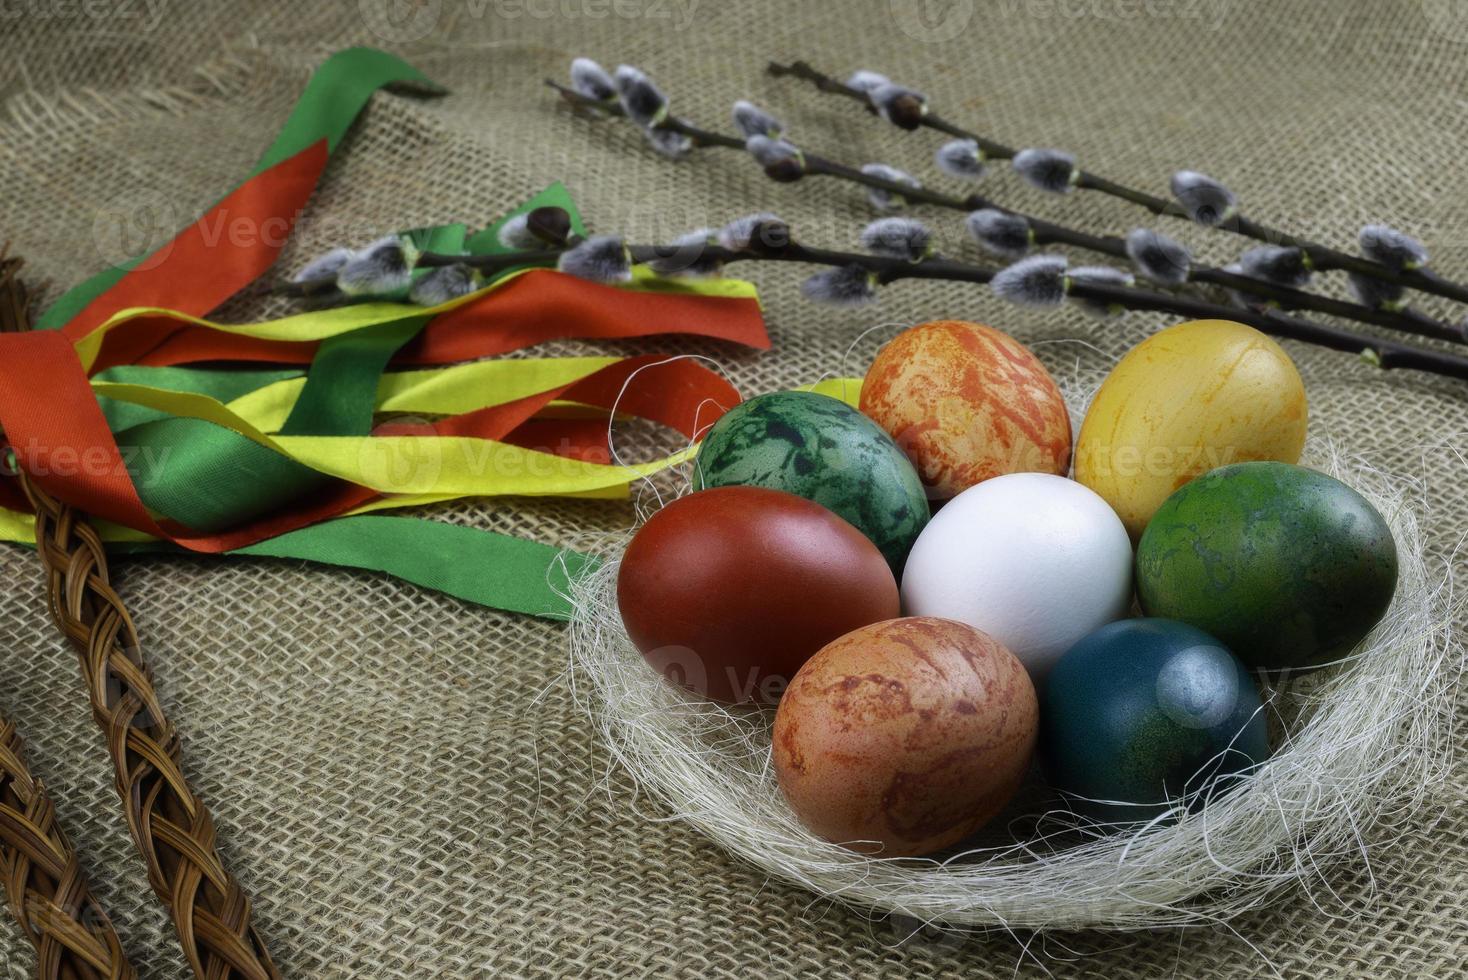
[563,442,1458,931]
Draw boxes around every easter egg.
[617,486,899,704]
[773,617,1038,857]
[693,390,930,572]
[860,320,1071,500]
[900,473,1133,681]
[1074,319,1308,538]
[1041,618,1270,823]
[1136,462,1398,670]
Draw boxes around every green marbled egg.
[1136,461,1398,670]
[694,390,930,572]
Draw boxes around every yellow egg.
[1075,320,1307,538]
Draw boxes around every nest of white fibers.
[563,438,1459,934]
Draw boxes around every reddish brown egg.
[773,617,1038,857]
[860,319,1071,500]
[617,486,899,704]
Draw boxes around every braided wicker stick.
[0,720,135,980]
[1,252,279,980]
[19,429,280,980]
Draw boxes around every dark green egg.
[693,390,930,572]
[1042,618,1270,824]
[1136,462,1397,670]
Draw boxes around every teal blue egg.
[693,390,930,572]
[1041,618,1270,823]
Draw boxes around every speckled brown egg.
[772,617,1038,857]
[860,320,1071,500]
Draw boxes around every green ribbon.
[95,517,594,621]
[233,517,595,620]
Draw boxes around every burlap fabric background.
[1,1,1465,976]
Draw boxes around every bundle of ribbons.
[0,47,773,621]
[0,47,771,980]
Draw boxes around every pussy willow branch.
[286,235,1468,380]
[767,59,1468,307]
[547,80,1464,346]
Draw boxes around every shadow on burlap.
[0,1,1465,976]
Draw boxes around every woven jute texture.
[1,1,1466,976]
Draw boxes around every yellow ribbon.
[187,356,624,433]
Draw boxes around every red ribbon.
[64,141,331,349]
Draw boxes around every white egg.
[900,473,1133,681]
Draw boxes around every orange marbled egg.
[860,320,1071,500]
[772,617,1038,857]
